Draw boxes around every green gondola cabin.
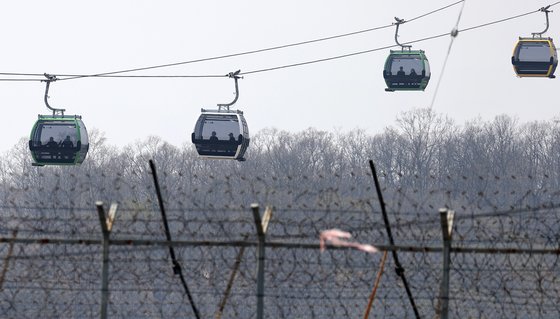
[29,115,89,166]
[383,50,431,92]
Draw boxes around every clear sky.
[1,0,559,153]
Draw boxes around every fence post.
[369,160,421,319]
[0,229,17,290]
[251,204,272,319]
[96,201,118,319]
[216,235,248,319]
[438,208,454,319]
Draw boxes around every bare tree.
[394,108,455,190]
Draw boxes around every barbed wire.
[1,162,560,318]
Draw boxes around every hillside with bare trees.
[1,108,560,318]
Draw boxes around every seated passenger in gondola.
[46,137,58,148]
[209,131,219,142]
[228,132,236,143]
[397,66,406,76]
[45,136,59,159]
[61,135,73,148]
[409,68,420,83]
[60,135,74,160]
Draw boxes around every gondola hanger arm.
[532,6,552,38]
[42,73,65,116]
[217,70,243,111]
[393,17,412,51]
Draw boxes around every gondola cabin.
[383,50,431,92]
[29,115,89,166]
[191,109,249,161]
[512,38,558,78]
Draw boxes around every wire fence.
[1,160,560,318]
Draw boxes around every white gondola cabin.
[192,109,249,161]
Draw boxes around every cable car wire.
[406,0,464,23]
[0,1,557,82]
[459,7,544,33]
[0,0,463,82]
[240,3,554,76]
[55,22,395,82]
[0,73,229,81]
[429,0,467,109]
[0,78,44,81]
[61,74,226,79]
[55,0,463,81]
[0,72,44,77]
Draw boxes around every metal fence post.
[438,208,454,319]
[216,235,248,319]
[251,204,272,319]
[0,229,17,291]
[369,160,421,319]
[96,201,118,319]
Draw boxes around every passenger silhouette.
[209,131,219,141]
[46,137,58,148]
[60,135,74,160]
[397,66,406,76]
[61,135,73,148]
[409,68,417,76]
[228,132,236,142]
[45,137,60,159]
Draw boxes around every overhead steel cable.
[406,0,464,23]
[0,78,45,81]
[54,22,395,82]
[240,3,552,75]
[0,73,229,81]
[0,0,463,82]
[55,1,463,81]
[62,74,227,79]
[0,72,45,77]
[0,1,555,82]
[459,8,541,33]
[239,31,455,75]
[429,0,467,109]
[0,33,454,80]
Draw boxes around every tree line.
[1,107,559,213]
